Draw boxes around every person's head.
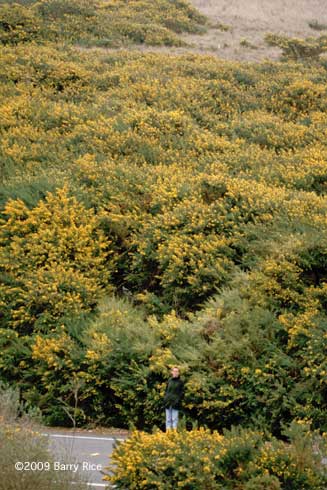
[171,366,180,378]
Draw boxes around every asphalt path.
[44,430,127,488]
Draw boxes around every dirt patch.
[122,0,327,62]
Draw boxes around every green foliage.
[37,0,97,19]
[0,381,22,421]
[1,0,327,439]
[105,426,327,489]
[265,33,327,61]
[13,284,326,433]
[0,187,112,333]
[0,4,41,44]
[308,20,327,32]
[0,0,207,47]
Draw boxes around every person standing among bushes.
[163,366,184,431]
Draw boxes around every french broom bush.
[105,425,327,489]
[265,33,327,61]
[0,0,206,47]
[0,0,327,445]
[12,286,325,431]
[0,187,113,333]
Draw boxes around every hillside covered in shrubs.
[1,0,327,450]
[0,0,206,47]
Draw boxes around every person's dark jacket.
[163,376,184,409]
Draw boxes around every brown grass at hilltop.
[133,0,327,61]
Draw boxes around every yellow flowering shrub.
[0,187,112,331]
[265,33,327,61]
[106,426,327,489]
[1,0,327,436]
[0,0,206,47]
[271,80,327,118]
[0,4,41,45]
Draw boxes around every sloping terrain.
[136,0,327,61]
[188,0,327,60]
[1,0,327,444]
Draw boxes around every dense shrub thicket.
[0,0,327,441]
[105,425,327,489]
[0,0,206,47]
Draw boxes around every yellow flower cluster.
[106,426,326,489]
[1,0,327,433]
[0,187,112,330]
[0,0,206,47]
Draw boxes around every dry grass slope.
[139,0,327,61]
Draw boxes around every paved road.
[44,430,126,488]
